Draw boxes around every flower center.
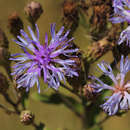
[34,50,51,66]
[41,56,45,59]
[114,85,127,96]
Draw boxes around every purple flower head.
[123,0,130,8]
[10,24,79,92]
[112,0,124,14]
[90,55,130,116]
[110,0,130,23]
[118,26,130,47]
[110,5,130,23]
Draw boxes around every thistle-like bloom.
[110,1,130,47]
[110,5,130,23]
[90,55,130,116]
[10,24,78,92]
[118,26,130,47]
[123,0,130,8]
[112,0,124,14]
[110,0,130,23]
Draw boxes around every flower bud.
[13,78,25,92]
[0,28,9,48]
[0,47,10,64]
[13,75,27,95]
[70,57,81,69]
[0,72,9,93]
[66,56,83,91]
[24,1,43,23]
[62,1,79,36]
[63,1,77,17]
[8,12,23,37]
[20,110,34,125]
[83,84,95,100]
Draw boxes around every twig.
[0,103,16,114]
[32,121,45,130]
[97,115,110,126]
[2,93,20,114]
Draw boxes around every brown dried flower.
[8,12,23,37]
[24,1,43,23]
[0,72,9,93]
[20,110,34,125]
[83,84,95,100]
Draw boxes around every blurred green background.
[0,0,130,130]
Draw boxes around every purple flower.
[112,0,124,14]
[110,1,130,47]
[10,24,79,92]
[90,55,130,116]
[123,0,130,8]
[110,0,130,23]
[110,5,130,23]
[118,26,130,47]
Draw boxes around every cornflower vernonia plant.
[10,24,79,92]
[90,55,130,116]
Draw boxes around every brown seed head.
[0,28,9,48]
[0,47,10,64]
[83,84,95,100]
[0,72,9,93]
[20,110,34,125]
[63,1,77,16]
[8,12,23,37]
[24,1,43,23]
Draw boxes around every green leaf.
[31,92,83,114]
[63,95,83,113]
[100,75,113,86]
[31,92,62,104]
